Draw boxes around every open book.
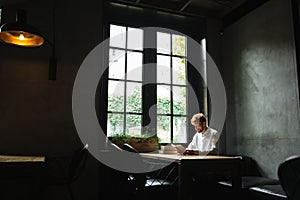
[171,144,212,155]
[160,144,213,155]
[171,144,186,154]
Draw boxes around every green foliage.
[173,35,186,56]
[109,133,159,143]
[108,94,185,135]
[109,133,132,143]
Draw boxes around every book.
[160,145,179,154]
[159,150,178,154]
[171,144,186,154]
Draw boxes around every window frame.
[101,1,207,145]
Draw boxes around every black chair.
[248,184,287,200]
[120,143,178,200]
[217,155,279,199]
[42,143,89,200]
[218,155,279,188]
[278,154,300,200]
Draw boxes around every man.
[174,113,222,199]
[174,113,219,155]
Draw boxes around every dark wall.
[222,0,300,178]
[205,18,225,153]
[0,0,103,199]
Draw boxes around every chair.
[218,155,279,188]
[120,143,178,200]
[217,155,279,199]
[248,184,287,200]
[278,154,300,200]
[42,143,89,200]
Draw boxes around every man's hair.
[191,113,207,126]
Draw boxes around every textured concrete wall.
[223,0,300,178]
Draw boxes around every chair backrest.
[122,143,139,153]
[68,143,89,183]
[278,154,300,200]
[241,155,262,176]
[121,143,147,187]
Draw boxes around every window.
[107,25,144,137]
[106,24,188,144]
[156,32,187,143]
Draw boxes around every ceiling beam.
[179,0,192,12]
[109,0,205,18]
[214,0,234,8]
[222,0,270,29]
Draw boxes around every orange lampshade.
[0,9,44,47]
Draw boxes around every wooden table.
[140,153,242,200]
[0,155,45,163]
[0,155,46,199]
[0,154,45,178]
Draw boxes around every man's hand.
[172,145,186,154]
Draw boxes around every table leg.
[231,162,242,198]
[178,162,192,200]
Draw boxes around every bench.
[217,155,287,200]
[248,184,287,200]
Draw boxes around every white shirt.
[187,127,219,152]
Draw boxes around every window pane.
[128,27,143,51]
[157,32,170,54]
[173,116,187,143]
[172,86,186,115]
[127,51,142,81]
[107,113,124,136]
[126,114,142,136]
[108,80,124,112]
[109,24,126,48]
[157,115,171,143]
[126,82,142,113]
[173,57,186,85]
[157,55,170,84]
[172,34,186,56]
[157,85,170,114]
[109,49,125,79]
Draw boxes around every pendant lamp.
[0,9,44,47]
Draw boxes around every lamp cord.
[52,0,56,58]
[49,0,57,80]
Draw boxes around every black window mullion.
[170,64,174,142]
[170,34,174,143]
[123,26,129,134]
[143,29,157,135]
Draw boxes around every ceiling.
[0,0,269,26]
[109,0,248,18]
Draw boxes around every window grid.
[108,25,144,136]
[107,25,188,142]
[156,32,188,143]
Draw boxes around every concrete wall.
[223,0,300,178]
[0,0,103,199]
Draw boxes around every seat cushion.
[249,184,287,199]
[218,176,280,189]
